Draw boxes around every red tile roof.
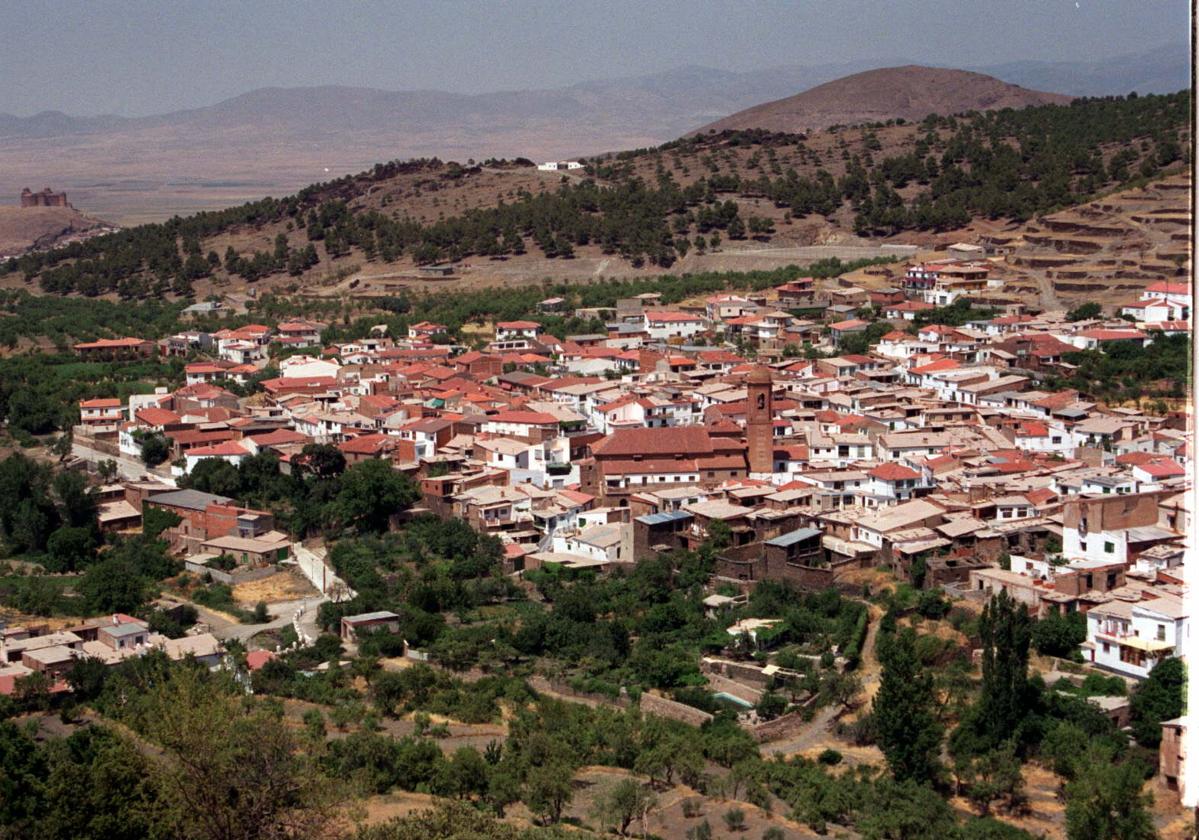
[187,441,248,457]
[869,462,921,481]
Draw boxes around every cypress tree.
[977,591,1032,746]
[874,627,942,783]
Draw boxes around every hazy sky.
[1,0,1188,116]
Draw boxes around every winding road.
[192,594,330,645]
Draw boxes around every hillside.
[0,91,1188,309]
[693,66,1073,135]
[0,45,1186,225]
[0,206,114,259]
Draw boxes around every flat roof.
[765,527,822,548]
[636,510,693,526]
[343,611,400,623]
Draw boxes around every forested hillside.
[2,91,1189,300]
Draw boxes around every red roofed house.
[408,321,447,341]
[338,433,401,464]
[184,441,250,474]
[828,319,869,346]
[495,321,543,341]
[643,311,706,342]
[883,300,935,321]
[1119,297,1188,324]
[775,277,815,305]
[274,320,326,347]
[865,462,930,506]
[79,398,124,434]
[479,410,560,443]
[1142,281,1191,309]
[73,337,156,360]
[1131,458,1186,486]
[1070,329,1150,351]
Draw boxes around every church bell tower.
[746,365,773,476]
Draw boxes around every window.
[1104,541,1114,554]
[1157,624,1167,641]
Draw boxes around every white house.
[644,311,706,342]
[862,462,928,506]
[183,441,249,474]
[1120,298,1187,323]
[1086,593,1187,679]
[495,321,543,341]
[280,355,341,380]
[1141,281,1192,311]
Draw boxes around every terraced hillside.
[992,172,1191,309]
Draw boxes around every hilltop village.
[0,250,1192,836]
[49,259,1188,657]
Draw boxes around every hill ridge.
[693,65,1073,136]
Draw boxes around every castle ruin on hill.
[20,187,71,208]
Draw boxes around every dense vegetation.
[1048,332,1191,401]
[2,580,1179,839]
[4,92,1187,297]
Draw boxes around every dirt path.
[759,603,883,758]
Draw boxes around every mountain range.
[0,43,1186,224]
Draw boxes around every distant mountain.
[0,45,1184,224]
[692,66,1073,135]
[971,43,1191,98]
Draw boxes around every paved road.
[71,441,172,483]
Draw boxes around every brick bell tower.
[746,365,773,476]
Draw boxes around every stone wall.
[184,561,278,586]
[702,671,764,704]
[746,709,813,743]
[638,692,714,727]
[702,657,772,690]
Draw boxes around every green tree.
[1031,611,1086,659]
[856,778,960,840]
[593,777,657,835]
[330,459,419,533]
[525,759,576,824]
[79,558,149,614]
[1066,302,1102,321]
[432,746,491,800]
[37,726,162,840]
[45,525,97,572]
[141,667,347,840]
[1064,751,1156,840]
[299,443,346,480]
[955,741,1026,816]
[976,591,1032,747]
[184,458,242,497]
[1129,657,1184,748]
[139,433,170,467]
[874,628,942,783]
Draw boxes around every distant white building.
[537,161,584,171]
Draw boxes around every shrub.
[723,807,747,832]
